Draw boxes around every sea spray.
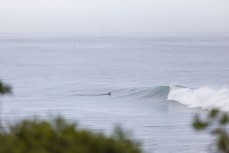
[168,86,229,111]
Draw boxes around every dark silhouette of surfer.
[108,92,111,96]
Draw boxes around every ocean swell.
[111,86,169,98]
[73,86,170,98]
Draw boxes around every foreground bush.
[0,117,142,153]
[0,80,141,153]
[193,109,229,153]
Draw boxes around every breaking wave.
[168,85,229,111]
[114,85,229,111]
[74,85,229,111]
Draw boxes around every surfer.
[108,92,111,96]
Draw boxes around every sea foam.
[168,85,229,111]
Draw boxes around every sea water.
[0,34,229,153]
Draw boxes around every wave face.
[168,86,229,111]
[110,86,170,98]
[74,86,170,98]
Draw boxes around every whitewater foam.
[168,86,229,111]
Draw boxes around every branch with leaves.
[193,109,229,153]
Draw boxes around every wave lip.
[168,85,229,111]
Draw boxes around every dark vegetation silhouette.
[0,80,11,128]
[0,117,142,153]
[0,80,11,95]
[0,80,142,153]
[193,109,229,153]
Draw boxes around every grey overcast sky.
[0,0,229,34]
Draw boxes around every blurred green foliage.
[0,80,142,153]
[0,117,142,153]
[0,80,11,95]
[193,109,229,153]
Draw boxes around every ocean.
[1,34,229,153]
